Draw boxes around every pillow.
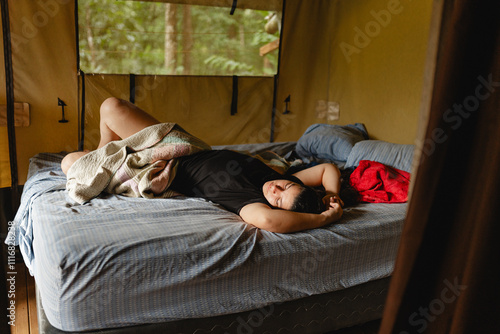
[345,140,415,172]
[213,142,296,157]
[295,123,368,164]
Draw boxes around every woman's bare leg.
[98,97,160,148]
[62,98,160,175]
[61,150,89,175]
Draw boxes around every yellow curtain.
[0,129,10,188]
[82,74,275,149]
[0,6,11,188]
[276,0,433,144]
[8,0,78,184]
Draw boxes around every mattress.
[7,145,407,332]
[36,276,391,334]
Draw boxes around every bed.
[7,123,414,334]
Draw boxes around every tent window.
[77,0,281,76]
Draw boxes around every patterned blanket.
[66,123,211,204]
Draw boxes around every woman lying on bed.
[61,97,344,233]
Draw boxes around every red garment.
[350,160,410,203]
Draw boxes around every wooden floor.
[8,263,38,334]
[7,262,379,334]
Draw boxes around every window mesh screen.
[78,0,281,76]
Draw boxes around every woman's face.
[262,179,302,210]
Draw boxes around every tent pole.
[75,0,86,151]
[1,0,20,209]
[1,0,17,332]
[78,71,86,151]
[270,0,286,142]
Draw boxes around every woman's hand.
[322,193,344,208]
[320,200,343,224]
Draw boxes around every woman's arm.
[239,201,343,233]
[293,163,344,206]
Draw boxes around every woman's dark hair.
[290,185,325,214]
[339,167,361,207]
[289,167,361,214]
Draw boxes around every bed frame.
[37,277,390,334]
[12,140,411,334]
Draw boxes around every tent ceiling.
[126,0,283,12]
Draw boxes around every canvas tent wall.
[277,0,432,143]
[3,1,499,333]
[1,0,433,187]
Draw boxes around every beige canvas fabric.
[1,0,433,186]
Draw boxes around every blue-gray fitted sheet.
[7,149,406,332]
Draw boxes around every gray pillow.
[345,140,414,172]
[295,123,368,164]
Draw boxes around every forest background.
[78,0,281,76]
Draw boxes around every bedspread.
[7,149,408,331]
[66,123,210,204]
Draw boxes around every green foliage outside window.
[78,0,280,76]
